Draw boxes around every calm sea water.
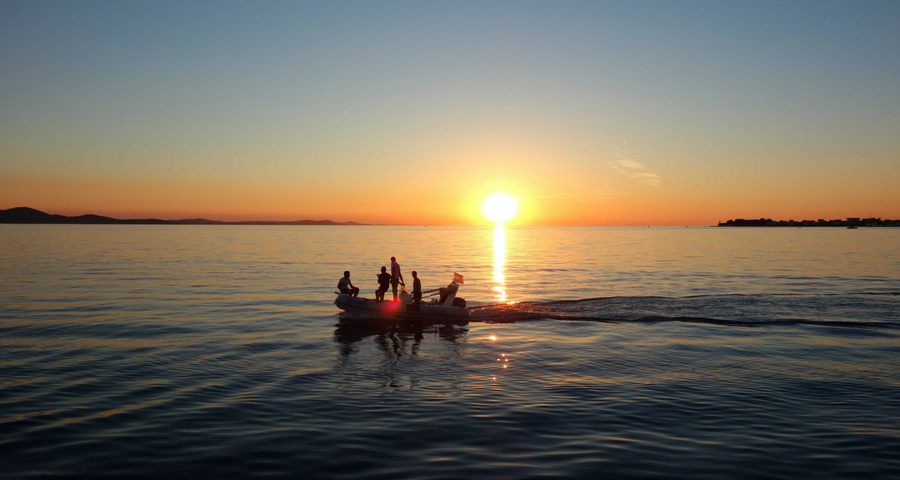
[1,225,899,479]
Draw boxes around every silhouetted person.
[375,266,391,301]
[337,271,359,297]
[390,256,405,301]
[411,271,422,304]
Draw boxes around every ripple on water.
[2,226,900,478]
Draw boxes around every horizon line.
[3,207,897,228]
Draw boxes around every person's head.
[343,271,350,278]
[391,256,396,262]
[412,271,417,278]
[381,266,387,273]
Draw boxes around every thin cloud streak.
[609,152,660,187]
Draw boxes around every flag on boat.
[453,273,464,284]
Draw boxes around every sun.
[482,193,519,224]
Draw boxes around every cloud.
[609,151,660,187]
[612,159,645,170]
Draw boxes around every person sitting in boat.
[375,266,391,301]
[337,271,359,297]
[411,270,422,304]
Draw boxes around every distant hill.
[0,207,366,226]
[718,216,898,227]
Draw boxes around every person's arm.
[399,271,405,285]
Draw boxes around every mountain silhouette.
[0,207,365,225]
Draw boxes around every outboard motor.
[440,282,460,306]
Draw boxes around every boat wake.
[469,293,900,329]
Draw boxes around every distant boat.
[847,226,857,229]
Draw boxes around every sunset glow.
[493,224,507,303]
[3,3,900,477]
[482,193,519,225]
[1,2,898,225]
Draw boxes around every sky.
[2,0,899,225]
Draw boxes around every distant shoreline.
[719,217,898,227]
[4,207,898,227]
[0,207,367,226]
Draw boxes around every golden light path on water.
[493,224,507,303]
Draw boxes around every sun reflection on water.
[493,224,507,303]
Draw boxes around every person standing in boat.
[411,271,422,304]
[375,266,391,301]
[337,271,359,297]
[390,256,405,301]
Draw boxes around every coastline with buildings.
[719,217,899,227]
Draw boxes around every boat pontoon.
[335,282,469,320]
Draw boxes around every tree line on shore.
[719,217,898,227]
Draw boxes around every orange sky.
[4,165,898,225]
[2,3,899,225]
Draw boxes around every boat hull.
[334,294,469,319]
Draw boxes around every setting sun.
[482,193,519,224]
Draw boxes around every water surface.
[1,225,899,479]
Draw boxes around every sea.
[1,225,899,479]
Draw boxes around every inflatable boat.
[334,282,469,320]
